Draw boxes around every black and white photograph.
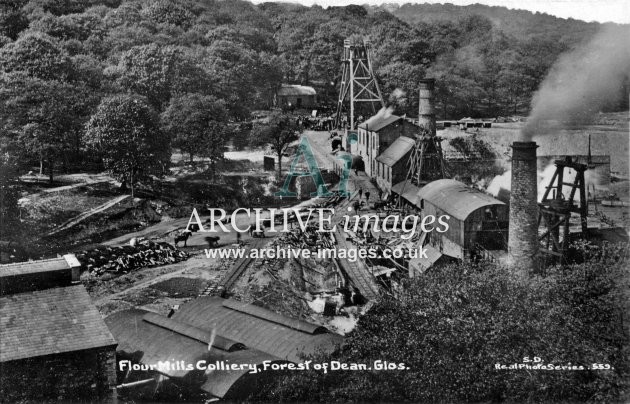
[0,0,628,402]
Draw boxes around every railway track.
[200,237,268,296]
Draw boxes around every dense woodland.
[0,0,625,207]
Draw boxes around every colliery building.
[355,114,416,177]
[375,136,416,194]
[353,79,509,266]
[0,255,117,402]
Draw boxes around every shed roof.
[409,245,443,273]
[358,114,401,132]
[0,285,116,362]
[392,181,422,205]
[172,297,343,363]
[105,309,280,399]
[376,136,415,166]
[417,179,504,221]
[0,255,79,278]
[277,85,316,96]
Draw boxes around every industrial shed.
[0,256,117,402]
[276,84,317,108]
[416,179,508,260]
[105,309,283,400]
[106,297,343,399]
[173,297,343,363]
[417,179,508,260]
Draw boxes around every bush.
[249,250,629,402]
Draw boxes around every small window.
[420,199,424,210]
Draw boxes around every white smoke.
[365,106,395,125]
[486,165,608,202]
[486,170,511,197]
[390,88,406,100]
[522,25,630,139]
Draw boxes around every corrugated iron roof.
[277,85,316,96]
[417,179,505,221]
[392,180,422,205]
[376,136,415,166]
[222,299,326,334]
[173,297,343,363]
[0,285,116,362]
[358,114,401,132]
[105,309,280,399]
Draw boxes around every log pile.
[75,241,188,276]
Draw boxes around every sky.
[249,0,630,24]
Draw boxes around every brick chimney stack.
[507,141,539,274]
[418,79,436,137]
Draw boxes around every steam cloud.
[487,165,608,202]
[521,25,630,139]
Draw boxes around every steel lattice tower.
[334,39,385,130]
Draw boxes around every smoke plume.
[364,106,395,125]
[521,25,630,139]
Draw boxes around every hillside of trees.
[379,3,601,43]
[0,0,620,208]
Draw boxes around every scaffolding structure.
[537,157,588,264]
[334,39,384,130]
[405,132,446,187]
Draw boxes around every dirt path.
[20,173,117,198]
[47,195,130,236]
[304,130,380,202]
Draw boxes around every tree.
[142,0,194,28]
[0,32,72,80]
[116,44,210,111]
[84,95,170,198]
[204,39,258,118]
[0,149,20,240]
[251,113,300,180]
[161,93,229,176]
[0,0,28,40]
[250,255,629,403]
[0,73,96,183]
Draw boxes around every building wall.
[422,201,465,259]
[421,201,508,260]
[0,347,116,402]
[357,120,416,177]
[376,150,412,194]
[277,94,316,108]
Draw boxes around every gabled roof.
[0,285,116,362]
[417,179,505,221]
[376,136,415,166]
[358,114,401,132]
[277,84,316,96]
[173,297,343,363]
[105,309,280,399]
